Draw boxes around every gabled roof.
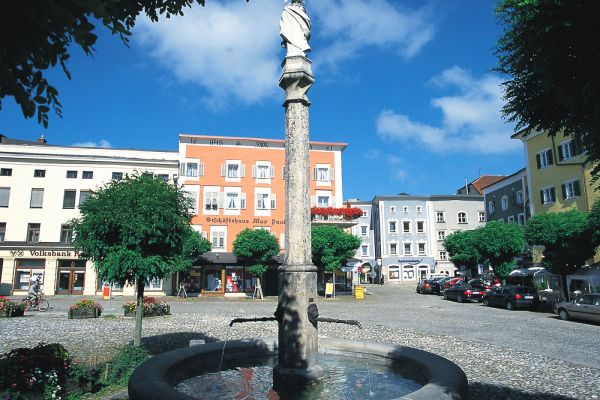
[466,175,507,195]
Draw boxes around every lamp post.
[376,258,382,285]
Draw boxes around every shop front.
[56,260,86,295]
[384,257,435,284]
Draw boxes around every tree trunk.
[134,279,145,347]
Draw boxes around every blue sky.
[0,0,524,201]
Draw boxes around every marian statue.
[280,0,311,57]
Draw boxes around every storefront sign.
[396,258,424,265]
[205,217,285,225]
[8,249,79,258]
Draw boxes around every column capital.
[279,56,314,105]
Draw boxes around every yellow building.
[512,130,598,215]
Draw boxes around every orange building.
[177,134,346,296]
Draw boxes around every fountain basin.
[128,337,468,400]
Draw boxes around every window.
[63,190,76,209]
[516,190,524,205]
[403,243,412,255]
[112,172,123,180]
[390,206,396,213]
[540,187,556,205]
[390,243,398,255]
[403,206,408,213]
[562,180,581,200]
[1,168,12,176]
[437,230,446,241]
[388,220,397,234]
[436,212,445,223]
[360,225,368,236]
[82,171,93,179]
[0,222,5,241]
[79,190,92,207]
[507,216,515,223]
[488,201,495,214]
[180,160,204,177]
[211,231,225,249]
[361,245,368,256]
[158,174,169,182]
[0,187,9,207]
[27,223,41,242]
[438,251,447,261]
[478,212,486,222]
[60,224,73,244]
[145,278,163,291]
[30,188,44,208]
[501,196,508,211]
[226,192,239,209]
[253,163,273,179]
[517,213,526,225]
[314,166,334,181]
[15,259,45,291]
[256,193,269,210]
[270,194,277,209]
[317,196,330,207]
[362,211,367,217]
[418,243,426,255]
[536,149,553,169]
[457,212,467,224]
[416,206,422,213]
[388,266,400,280]
[204,191,219,211]
[403,221,410,233]
[34,169,45,178]
[558,140,576,161]
[187,163,199,177]
[66,170,77,179]
[227,163,239,178]
[416,221,425,233]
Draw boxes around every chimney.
[36,134,47,144]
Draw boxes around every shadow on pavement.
[139,332,220,355]
[469,382,577,400]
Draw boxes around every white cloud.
[72,140,112,148]
[376,66,518,154]
[134,0,435,106]
[363,149,408,181]
[311,0,435,67]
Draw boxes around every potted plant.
[123,296,170,317]
[68,299,102,319]
[0,296,26,317]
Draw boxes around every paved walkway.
[1,285,598,399]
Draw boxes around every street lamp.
[376,258,382,285]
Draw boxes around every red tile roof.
[469,175,507,194]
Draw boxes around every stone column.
[273,55,324,389]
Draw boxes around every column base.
[272,364,325,391]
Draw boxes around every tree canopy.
[475,221,525,279]
[495,0,600,176]
[233,228,280,276]
[311,225,360,273]
[72,173,209,345]
[0,0,205,127]
[443,230,482,270]
[524,209,594,276]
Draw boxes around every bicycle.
[21,295,50,312]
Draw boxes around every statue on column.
[280,0,311,58]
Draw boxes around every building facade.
[0,136,179,297]
[178,134,346,296]
[482,168,530,225]
[347,200,375,283]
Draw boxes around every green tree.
[525,209,595,298]
[443,230,482,272]
[311,226,360,291]
[72,173,209,346]
[475,221,525,279]
[233,228,280,277]
[495,0,600,176]
[0,0,206,127]
[587,199,600,249]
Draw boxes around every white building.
[0,135,178,296]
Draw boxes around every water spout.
[317,317,362,329]
[228,317,277,327]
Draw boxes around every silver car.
[553,294,600,323]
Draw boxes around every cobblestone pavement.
[1,285,599,399]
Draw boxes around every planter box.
[124,306,170,318]
[68,308,102,319]
[0,305,25,317]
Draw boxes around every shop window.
[27,223,40,242]
[97,279,122,292]
[204,269,222,292]
[226,266,252,293]
[14,259,45,290]
[388,266,400,280]
[402,265,415,280]
[145,278,163,290]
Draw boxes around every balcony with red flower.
[310,207,363,229]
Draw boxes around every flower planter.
[0,301,26,317]
[68,308,102,319]
[124,306,170,318]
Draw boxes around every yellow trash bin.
[355,285,365,300]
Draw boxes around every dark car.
[482,285,538,310]
[443,282,486,303]
[441,277,463,291]
[468,278,492,292]
[416,279,441,294]
[553,294,600,323]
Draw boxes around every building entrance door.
[56,260,85,294]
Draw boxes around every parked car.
[468,278,492,292]
[416,279,441,294]
[441,277,463,290]
[443,282,486,303]
[553,294,600,323]
[482,285,538,310]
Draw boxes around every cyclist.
[28,277,42,304]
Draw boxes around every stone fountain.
[128,2,468,398]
